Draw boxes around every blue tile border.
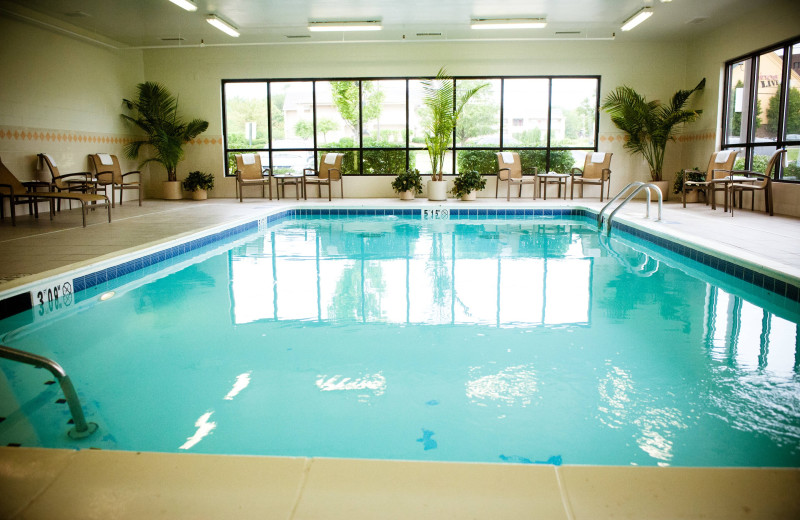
[51,206,800,306]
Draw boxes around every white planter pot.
[399,190,415,201]
[460,191,477,201]
[191,189,208,201]
[162,181,182,200]
[427,180,447,201]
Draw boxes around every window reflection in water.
[228,220,593,327]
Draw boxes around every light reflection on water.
[1,216,798,467]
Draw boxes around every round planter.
[427,180,447,201]
[460,191,477,201]
[649,180,669,202]
[191,189,208,201]
[162,181,182,200]
[399,190,415,201]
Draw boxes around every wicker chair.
[681,150,738,209]
[570,152,612,201]
[234,153,272,202]
[88,153,142,207]
[304,153,343,201]
[728,149,785,217]
[495,152,536,200]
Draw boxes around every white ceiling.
[0,0,766,48]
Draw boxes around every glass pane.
[409,79,454,149]
[363,149,408,175]
[787,44,800,139]
[456,79,500,147]
[411,149,452,177]
[754,49,783,142]
[224,82,268,150]
[273,82,314,149]
[456,150,497,175]
[362,80,406,148]
[318,150,360,175]
[508,149,547,175]
[503,79,549,147]
[271,150,314,176]
[317,80,359,147]
[726,59,751,145]
[783,145,800,180]
[551,78,597,147]
[750,145,783,175]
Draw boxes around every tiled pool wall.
[1,207,798,321]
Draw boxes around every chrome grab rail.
[0,344,98,439]
[597,182,662,235]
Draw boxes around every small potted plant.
[182,170,215,200]
[673,168,704,203]
[451,170,486,201]
[391,168,423,200]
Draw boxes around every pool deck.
[1,196,799,520]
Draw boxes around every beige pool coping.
[1,197,799,519]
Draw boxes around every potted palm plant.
[121,82,209,200]
[391,168,423,200]
[451,170,486,201]
[422,68,487,201]
[182,171,215,200]
[602,79,705,200]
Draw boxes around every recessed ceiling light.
[308,21,383,32]
[621,7,653,31]
[471,18,547,30]
[167,0,198,12]
[206,14,240,37]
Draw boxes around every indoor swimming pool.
[0,210,798,468]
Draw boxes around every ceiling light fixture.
[167,0,197,12]
[471,18,547,30]
[206,14,240,37]
[308,21,382,32]
[620,7,653,31]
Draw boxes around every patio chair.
[0,157,111,227]
[234,153,272,202]
[88,153,142,207]
[496,152,537,200]
[570,152,612,201]
[304,153,343,201]
[728,149,785,217]
[38,153,94,211]
[682,150,738,208]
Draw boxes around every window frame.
[722,35,800,182]
[222,75,601,177]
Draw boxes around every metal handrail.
[0,344,98,439]
[597,182,662,235]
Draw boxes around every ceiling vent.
[161,37,185,41]
[64,11,91,17]
[416,32,443,37]
[687,17,708,25]
[286,35,311,39]
[555,31,581,35]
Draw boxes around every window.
[722,36,800,181]
[222,75,600,176]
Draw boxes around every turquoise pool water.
[1,215,799,467]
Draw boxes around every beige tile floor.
[1,196,799,520]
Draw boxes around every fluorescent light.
[167,0,197,11]
[621,7,653,31]
[206,14,240,37]
[471,18,547,30]
[308,21,382,32]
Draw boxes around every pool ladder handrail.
[0,344,98,439]
[597,181,662,234]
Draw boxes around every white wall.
[0,14,145,212]
[141,39,690,200]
